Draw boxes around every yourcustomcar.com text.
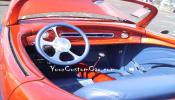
[49,65,115,72]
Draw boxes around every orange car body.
[0,0,175,100]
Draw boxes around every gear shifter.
[93,52,105,67]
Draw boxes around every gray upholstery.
[74,75,175,100]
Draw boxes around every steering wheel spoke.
[51,51,62,62]
[68,51,80,60]
[40,38,53,47]
[50,26,60,38]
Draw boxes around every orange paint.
[76,63,115,83]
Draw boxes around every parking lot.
[0,1,175,34]
[0,1,8,23]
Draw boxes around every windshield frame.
[19,12,135,23]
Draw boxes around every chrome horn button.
[53,38,71,52]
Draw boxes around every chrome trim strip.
[61,32,114,38]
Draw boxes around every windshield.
[15,0,151,24]
[20,12,134,23]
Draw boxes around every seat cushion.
[74,75,175,100]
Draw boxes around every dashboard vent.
[61,32,114,38]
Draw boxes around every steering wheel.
[35,23,90,65]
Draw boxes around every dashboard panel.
[24,27,142,46]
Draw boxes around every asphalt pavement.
[0,1,8,24]
[148,11,175,34]
[107,0,175,34]
[0,1,174,34]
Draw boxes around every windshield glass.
[19,0,149,23]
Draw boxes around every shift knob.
[98,52,105,58]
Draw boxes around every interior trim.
[8,27,30,76]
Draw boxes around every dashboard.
[24,26,142,46]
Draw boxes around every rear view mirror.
[131,8,150,18]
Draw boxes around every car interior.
[1,0,175,99]
[18,22,175,99]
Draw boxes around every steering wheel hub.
[53,38,71,52]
